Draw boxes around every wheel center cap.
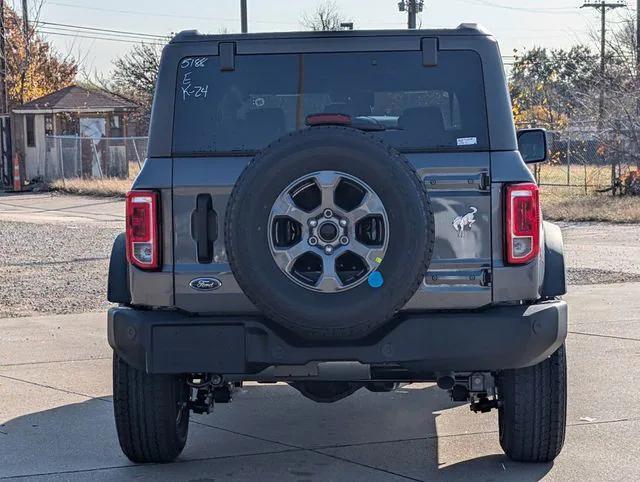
[318,222,338,242]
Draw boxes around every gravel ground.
[0,220,123,318]
[567,267,640,285]
[1,195,639,318]
[559,221,640,285]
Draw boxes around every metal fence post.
[609,155,615,196]
[131,138,142,169]
[91,141,104,178]
[566,136,571,185]
[57,138,65,186]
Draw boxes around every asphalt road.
[1,192,639,480]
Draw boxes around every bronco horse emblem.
[452,207,478,238]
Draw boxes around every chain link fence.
[531,129,640,193]
[41,132,638,192]
[43,136,148,181]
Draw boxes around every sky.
[15,0,635,76]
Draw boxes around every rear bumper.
[108,300,567,377]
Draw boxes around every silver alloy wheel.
[268,171,388,293]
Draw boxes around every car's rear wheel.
[497,344,567,462]
[112,353,190,463]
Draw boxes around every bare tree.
[580,11,640,192]
[91,42,162,134]
[111,43,161,101]
[301,1,349,31]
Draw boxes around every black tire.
[497,344,567,463]
[112,352,190,463]
[225,126,434,340]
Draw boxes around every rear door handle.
[191,194,218,264]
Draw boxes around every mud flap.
[107,233,131,304]
[541,221,566,298]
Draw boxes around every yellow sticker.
[374,257,383,264]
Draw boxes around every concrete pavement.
[1,284,639,481]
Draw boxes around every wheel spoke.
[344,192,385,224]
[314,171,342,210]
[272,239,310,272]
[316,255,344,292]
[348,240,385,270]
[271,193,308,225]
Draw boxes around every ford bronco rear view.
[107,25,568,464]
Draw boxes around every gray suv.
[108,25,567,464]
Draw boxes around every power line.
[39,21,169,40]
[458,0,578,14]
[39,25,168,42]
[47,1,300,26]
[38,30,165,45]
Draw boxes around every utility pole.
[637,0,640,83]
[0,0,7,114]
[19,0,29,105]
[398,1,424,30]
[581,1,627,130]
[0,0,6,188]
[22,0,28,39]
[582,1,626,195]
[240,0,248,33]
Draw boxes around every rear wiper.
[351,119,387,132]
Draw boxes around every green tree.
[509,46,599,129]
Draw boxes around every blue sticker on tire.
[368,271,384,288]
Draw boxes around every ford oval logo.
[189,277,222,291]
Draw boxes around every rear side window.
[173,50,488,154]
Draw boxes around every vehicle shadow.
[0,383,553,481]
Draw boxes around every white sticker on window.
[457,137,478,146]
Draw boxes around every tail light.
[126,191,159,270]
[505,183,540,264]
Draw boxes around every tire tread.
[112,353,188,463]
[498,344,567,462]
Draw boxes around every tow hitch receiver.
[471,396,500,413]
[439,372,501,413]
[187,375,233,414]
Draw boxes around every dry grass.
[534,163,616,189]
[541,187,640,223]
[48,162,139,197]
[49,177,132,197]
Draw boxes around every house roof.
[13,85,137,113]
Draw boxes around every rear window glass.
[173,50,488,154]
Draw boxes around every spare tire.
[225,126,434,340]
